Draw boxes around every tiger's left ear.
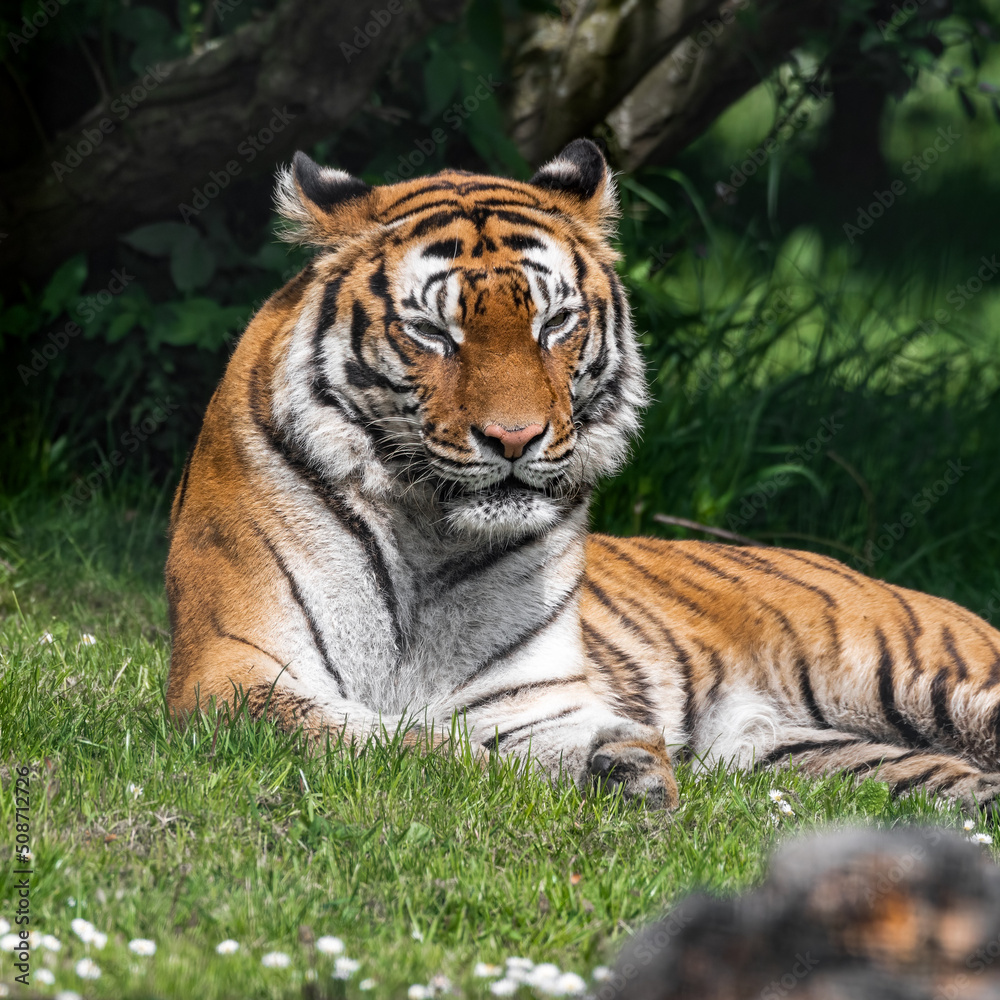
[529,139,618,229]
[274,151,375,246]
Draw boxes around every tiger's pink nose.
[482,422,545,460]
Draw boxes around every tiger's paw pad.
[588,724,679,810]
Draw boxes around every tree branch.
[0,0,463,279]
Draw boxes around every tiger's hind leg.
[758,728,1000,812]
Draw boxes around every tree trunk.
[0,0,462,280]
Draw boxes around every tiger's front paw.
[587,723,679,810]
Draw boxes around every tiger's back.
[166,139,1000,811]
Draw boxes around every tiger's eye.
[543,311,572,332]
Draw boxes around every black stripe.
[893,765,943,794]
[422,238,464,259]
[435,535,539,591]
[876,628,930,746]
[581,621,657,727]
[711,545,838,608]
[481,705,583,752]
[459,674,588,714]
[930,668,956,738]
[848,747,922,774]
[249,377,406,657]
[797,656,830,729]
[248,520,344,693]
[458,577,584,687]
[173,451,193,517]
[759,737,861,768]
[210,610,287,671]
[941,625,970,681]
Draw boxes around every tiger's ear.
[529,139,618,230]
[274,151,374,246]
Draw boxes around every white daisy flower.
[768,789,784,803]
[216,939,240,955]
[129,938,156,956]
[556,973,587,995]
[0,919,8,935]
[592,967,612,982]
[261,951,291,968]
[90,931,107,950]
[964,819,976,831]
[75,958,101,980]
[333,957,360,979]
[70,919,96,943]
[970,832,994,845]
[315,935,344,955]
[35,969,56,985]
[474,963,504,978]
[127,783,143,800]
[0,934,20,951]
[55,993,81,1000]
[412,928,424,942]
[428,973,452,993]
[359,978,377,991]
[80,633,97,646]
[526,964,561,990]
[490,979,519,996]
[67,898,76,907]
[0,987,8,998]
[409,986,433,1000]
[777,800,794,815]
[506,958,534,972]
[41,934,62,952]
[39,632,54,645]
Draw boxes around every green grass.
[0,489,992,1000]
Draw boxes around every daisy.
[315,936,344,955]
[39,632,54,645]
[261,951,291,968]
[90,931,107,950]
[409,986,433,1000]
[127,783,143,800]
[964,818,976,831]
[526,964,561,990]
[490,980,519,996]
[35,969,56,985]
[0,919,7,935]
[777,800,794,815]
[768,789,784,803]
[129,938,156,956]
[216,939,240,955]
[556,973,587,995]
[592,968,612,982]
[41,935,62,952]
[80,634,97,646]
[55,993,81,1000]
[412,928,425,942]
[474,963,504,978]
[70,919,96,943]
[0,934,20,951]
[428,974,452,993]
[75,958,101,980]
[360,979,377,991]
[970,832,994,845]
[333,957,360,979]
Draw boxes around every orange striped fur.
[166,141,1000,810]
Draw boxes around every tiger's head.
[270,139,647,542]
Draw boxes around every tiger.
[166,138,1000,811]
